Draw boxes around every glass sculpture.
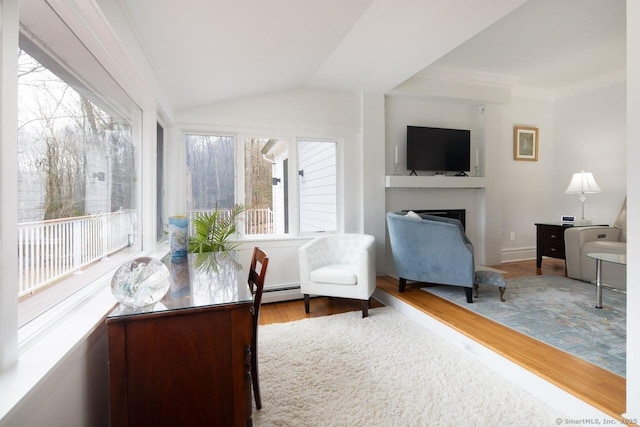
[111,257,170,308]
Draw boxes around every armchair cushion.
[309,264,357,285]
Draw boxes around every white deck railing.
[18,208,271,298]
[18,210,136,297]
[188,208,274,235]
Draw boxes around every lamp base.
[575,218,593,226]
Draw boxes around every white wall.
[1,327,109,427]
[625,0,640,418]
[552,83,627,223]
[499,84,626,261]
[362,93,387,274]
[498,97,556,261]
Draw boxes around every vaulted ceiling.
[119,0,626,112]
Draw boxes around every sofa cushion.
[310,264,358,285]
[405,210,421,219]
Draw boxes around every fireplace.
[403,209,466,230]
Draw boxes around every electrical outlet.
[509,232,515,241]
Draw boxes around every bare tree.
[18,49,135,221]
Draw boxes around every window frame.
[15,46,143,328]
[183,130,343,240]
[1,0,161,366]
[237,133,342,238]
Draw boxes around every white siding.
[298,140,336,232]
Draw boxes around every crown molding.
[554,68,626,100]
[415,66,626,102]
[413,66,519,88]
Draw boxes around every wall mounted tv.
[406,126,470,175]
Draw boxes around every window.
[185,133,235,213]
[186,133,338,236]
[15,0,143,329]
[16,49,139,326]
[243,137,289,235]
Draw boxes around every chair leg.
[361,299,369,318]
[251,340,261,410]
[464,287,473,303]
[399,277,407,292]
[499,286,506,302]
[304,294,310,313]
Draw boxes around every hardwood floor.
[259,258,628,422]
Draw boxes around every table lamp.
[565,171,602,225]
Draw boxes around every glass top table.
[586,252,626,309]
[108,251,252,319]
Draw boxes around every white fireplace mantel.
[385,176,489,189]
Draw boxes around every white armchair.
[298,234,376,317]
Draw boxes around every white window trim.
[0,0,162,422]
[234,133,344,238]
[0,0,21,373]
[179,124,346,238]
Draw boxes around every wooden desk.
[106,253,253,427]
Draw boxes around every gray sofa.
[386,211,474,302]
[564,198,626,290]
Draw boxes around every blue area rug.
[422,275,626,377]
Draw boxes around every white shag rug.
[252,306,564,427]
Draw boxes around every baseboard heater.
[264,284,300,293]
[262,285,302,304]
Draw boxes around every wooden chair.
[248,247,269,410]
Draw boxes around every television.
[406,126,471,174]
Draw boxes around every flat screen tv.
[406,126,470,174]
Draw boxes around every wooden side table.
[535,222,574,268]
[535,222,607,268]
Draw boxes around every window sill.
[0,284,115,424]
[0,242,170,424]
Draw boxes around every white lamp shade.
[565,171,602,194]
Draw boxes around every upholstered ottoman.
[474,270,506,302]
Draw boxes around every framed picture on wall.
[513,126,539,161]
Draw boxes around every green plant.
[188,204,245,253]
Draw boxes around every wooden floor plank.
[259,258,627,422]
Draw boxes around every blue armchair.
[386,211,475,303]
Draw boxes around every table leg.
[595,258,603,309]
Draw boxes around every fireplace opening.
[403,209,466,230]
